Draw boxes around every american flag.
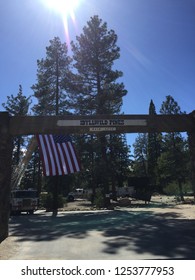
[37,134,81,176]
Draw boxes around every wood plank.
[9,114,194,135]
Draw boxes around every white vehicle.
[10,189,38,214]
[67,188,92,202]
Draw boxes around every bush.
[39,192,48,208]
[163,182,179,196]
[163,181,193,196]
[40,192,66,211]
[93,190,105,208]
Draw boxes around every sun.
[42,0,81,46]
[43,0,80,18]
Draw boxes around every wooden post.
[188,111,195,201]
[0,112,12,243]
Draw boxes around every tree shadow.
[102,210,195,259]
[9,209,195,259]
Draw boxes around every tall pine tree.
[147,100,161,187]
[69,15,128,199]
[69,15,127,115]
[31,37,73,213]
[133,133,148,176]
[32,37,72,116]
[158,95,188,199]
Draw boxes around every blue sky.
[0,0,195,148]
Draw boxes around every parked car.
[67,188,92,202]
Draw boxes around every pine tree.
[21,147,42,193]
[32,37,72,116]
[158,95,188,199]
[133,133,148,176]
[2,85,31,165]
[69,15,126,115]
[147,100,161,186]
[108,134,132,198]
[69,15,128,200]
[32,37,73,214]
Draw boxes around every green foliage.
[68,15,129,193]
[2,85,31,165]
[157,96,189,195]
[29,18,130,197]
[133,96,191,197]
[39,192,48,208]
[32,37,72,116]
[93,190,105,208]
[8,18,193,204]
[163,181,193,196]
[41,192,66,211]
[160,95,183,115]
[163,181,180,195]
[133,133,148,176]
[69,15,127,115]
[2,85,31,116]
[147,100,161,184]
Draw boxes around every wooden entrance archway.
[1,111,195,242]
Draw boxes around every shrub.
[41,192,66,211]
[93,190,104,208]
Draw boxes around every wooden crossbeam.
[9,113,194,136]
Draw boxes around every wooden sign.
[9,114,193,136]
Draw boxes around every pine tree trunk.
[99,134,110,207]
[178,179,184,202]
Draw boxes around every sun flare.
[43,0,80,18]
[42,0,80,46]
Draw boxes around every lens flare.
[47,0,79,15]
[42,0,80,46]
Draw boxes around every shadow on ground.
[9,209,195,259]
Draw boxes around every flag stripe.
[55,143,65,175]
[50,135,63,176]
[67,142,79,172]
[36,134,81,176]
[42,135,52,176]
[69,143,80,172]
[62,143,74,173]
[41,135,52,176]
[45,135,56,176]
[47,135,58,175]
[57,144,67,175]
